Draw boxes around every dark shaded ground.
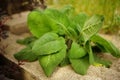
[0,54,23,80]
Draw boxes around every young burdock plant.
[14,6,120,77]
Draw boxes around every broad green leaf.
[32,33,66,55]
[81,15,104,42]
[14,47,38,62]
[68,41,87,59]
[73,13,88,31]
[38,46,66,77]
[44,8,62,21]
[44,8,70,28]
[85,41,94,64]
[32,32,59,55]
[44,8,71,36]
[91,35,120,58]
[36,37,65,55]
[27,10,59,38]
[33,32,58,46]
[70,56,90,75]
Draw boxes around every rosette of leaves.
[14,6,120,77]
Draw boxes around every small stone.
[4,11,30,35]
[9,22,29,35]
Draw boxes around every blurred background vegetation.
[46,0,120,34]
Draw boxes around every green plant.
[14,6,120,77]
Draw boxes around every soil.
[1,32,120,80]
[0,25,23,80]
